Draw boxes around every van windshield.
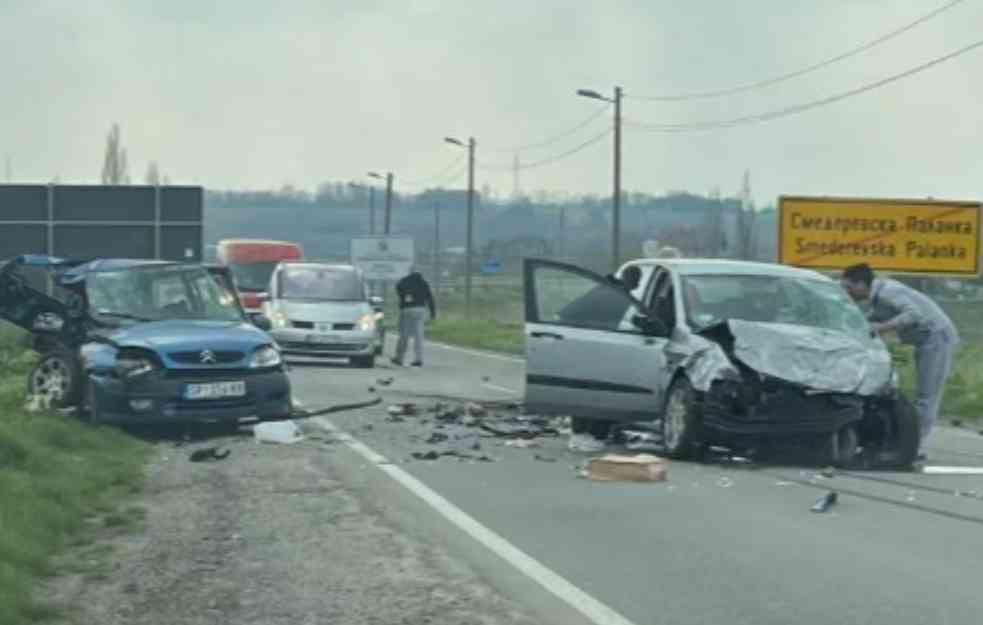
[278,267,365,301]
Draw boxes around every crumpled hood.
[724,319,893,395]
[108,319,272,354]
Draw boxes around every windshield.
[87,265,243,323]
[277,266,365,301]
[228,261,279,292]
[681,274,871,340]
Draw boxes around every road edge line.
[310,417,639,625]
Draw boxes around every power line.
[401,153,467,187]
[624,34,983,132]
[480,128,612,172]
[630,0,968,101]
[484,105,611,153]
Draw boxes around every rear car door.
[523,259,669,421]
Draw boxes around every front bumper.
[701,380,864,436]
[91,367,292,424]
[271,326,379,358]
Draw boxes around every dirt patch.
[41,434,539,625]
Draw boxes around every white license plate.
[185,381,246,400]
[307,334,339,344]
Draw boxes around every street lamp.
[445,136,476,320]
[367,171,394,234]
[577,86,623,272]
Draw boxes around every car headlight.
[271,311,288,328]
[357,313,376,332]
[116,354,158,379]
[250,345,282,368]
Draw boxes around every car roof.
[627,258,833,282]
[218,239,300,247]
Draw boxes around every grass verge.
[0,324,151,623]
[426,318,524,355]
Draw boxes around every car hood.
[274,300,371,323]
[719,319,893,396]
[106,319,272,354]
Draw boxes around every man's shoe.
[391,358,404,367]
[411,361,423,367]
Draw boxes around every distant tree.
[145,161,161,185]
[100,123,130,185]
[735,170,757,260]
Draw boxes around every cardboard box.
[587,454,668,482]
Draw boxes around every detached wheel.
[27,349,83,411]
[662,378,702,459]
[351,355,375,369]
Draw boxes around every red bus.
[215,239,303,312]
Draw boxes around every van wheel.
[662,378,702,459]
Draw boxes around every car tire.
[884,395,920,470]
[662,377,702,459]
[352,355,375,369]
[27,349,83,410]
[826,424,860,468]
[82,381,99,424]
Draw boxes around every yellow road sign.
[778,196,982,276]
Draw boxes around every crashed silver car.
[523,258,919,468]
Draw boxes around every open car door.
[523,258,670,422]
[205,264,248,316]
[0,256,85,345]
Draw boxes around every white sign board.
[350,236,415,281]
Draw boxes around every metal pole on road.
[445,135,477,319]
[433,202,440,294]
[369,185,376,235]
[577,85,623,273]
[384,172,394,235]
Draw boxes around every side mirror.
[631,314,668,337]
[249,313,272,331]
[369,295,383,311]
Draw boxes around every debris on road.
[411,450,496,462]
[254,421,305,445]
[534,454,557,463]
[504,439,541,449]
[921,466,983,475]
[377,377,395,386]
[481,421,551,440]
[950,419,963,427]
[388,403,418,416]
[821,467,837,479]
[716,476,734,488]
[586,454,668,482]
[386,414,405,423]
[465,402,487,417]
[412,451,441,461]
[189,447,231,462]
[292,397,383,419]
[616,429,662,452]
[811,491,838,513]
[368,386,376,393]
[425,432,449,444]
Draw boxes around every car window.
[532,265,643,333]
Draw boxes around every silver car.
[261,262,385,367]
[524,258,920,468]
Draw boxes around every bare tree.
[735,170,757,260]
[100,123,130,185]
[145,161,161,186]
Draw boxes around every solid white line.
[309,417,639,625]
[482,382,520,394]
[383,334,524,363]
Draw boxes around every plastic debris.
[377,377,394,386]
[586,454,668,482]
[505,439,541,449]
[481,421,545,439]
[189,447,231,462]
[534,454,557,463]
[254,421,305,445]
[412,451,440,461]
[811,491,838,513]
[465,402,487,418]
[568,433,606,453]
[388,403,417,416]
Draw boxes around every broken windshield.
[681,274,871,340]
[87,265,243,323]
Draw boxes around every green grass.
[894,341,983,423]
[0,323,151,624]
[427,318,524,355]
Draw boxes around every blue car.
[0,255,292,425]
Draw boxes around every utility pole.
[369,185,376,235]
[577,86,623,272]
[433,202,440,294]
[465,138,476,319]
[384,172,394,234]
[558,205,566,260]
[612,86,623,273]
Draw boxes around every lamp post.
[349,182,375,235]
[445,136,476,319]
[577,86,622,272]
[367,171,394,234]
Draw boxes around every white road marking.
[426,339,525,363]
[482,382,520,394]
[309,417,639,625]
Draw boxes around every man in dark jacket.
[393,268,436,367]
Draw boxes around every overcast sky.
[2,0,982,205]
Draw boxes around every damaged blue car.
[0,255,292,425]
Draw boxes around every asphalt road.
[288,341,983,625]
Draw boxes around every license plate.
[185,381,246,400]
[307,334,339,344]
